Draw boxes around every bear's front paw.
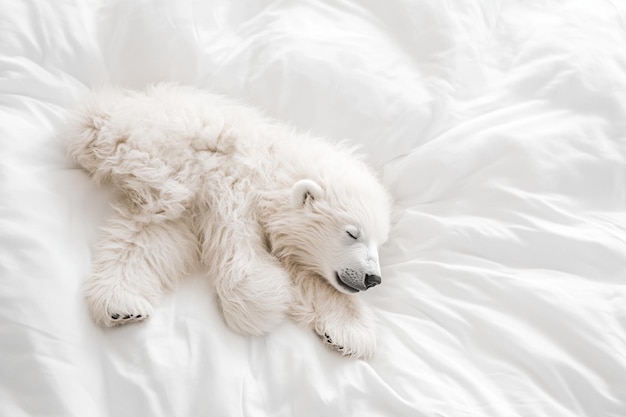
[316,319,377,360]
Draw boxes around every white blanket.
[1,1,625,416]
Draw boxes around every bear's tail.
[64,86,127,184]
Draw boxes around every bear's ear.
[291,179,324,208]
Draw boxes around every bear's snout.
[336,269,382,293]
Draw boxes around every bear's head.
[266,176,391,294]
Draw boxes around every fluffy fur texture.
[66,84,391,359]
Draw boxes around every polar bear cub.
[66,84,391,359]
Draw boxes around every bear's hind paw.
[86,289,154,328]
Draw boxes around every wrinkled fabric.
[1,1,625,416]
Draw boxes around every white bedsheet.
[1,1,625,416]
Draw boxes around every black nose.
[364,274,382,289]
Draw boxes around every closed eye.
[346,230,358,240]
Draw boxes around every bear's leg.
[84,210,198,327]
[217,255,292,335]
[289,273,378,359]
[202,225,292,335]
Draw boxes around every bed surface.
[1,1,625,416]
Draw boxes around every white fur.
[66,84,391,359]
